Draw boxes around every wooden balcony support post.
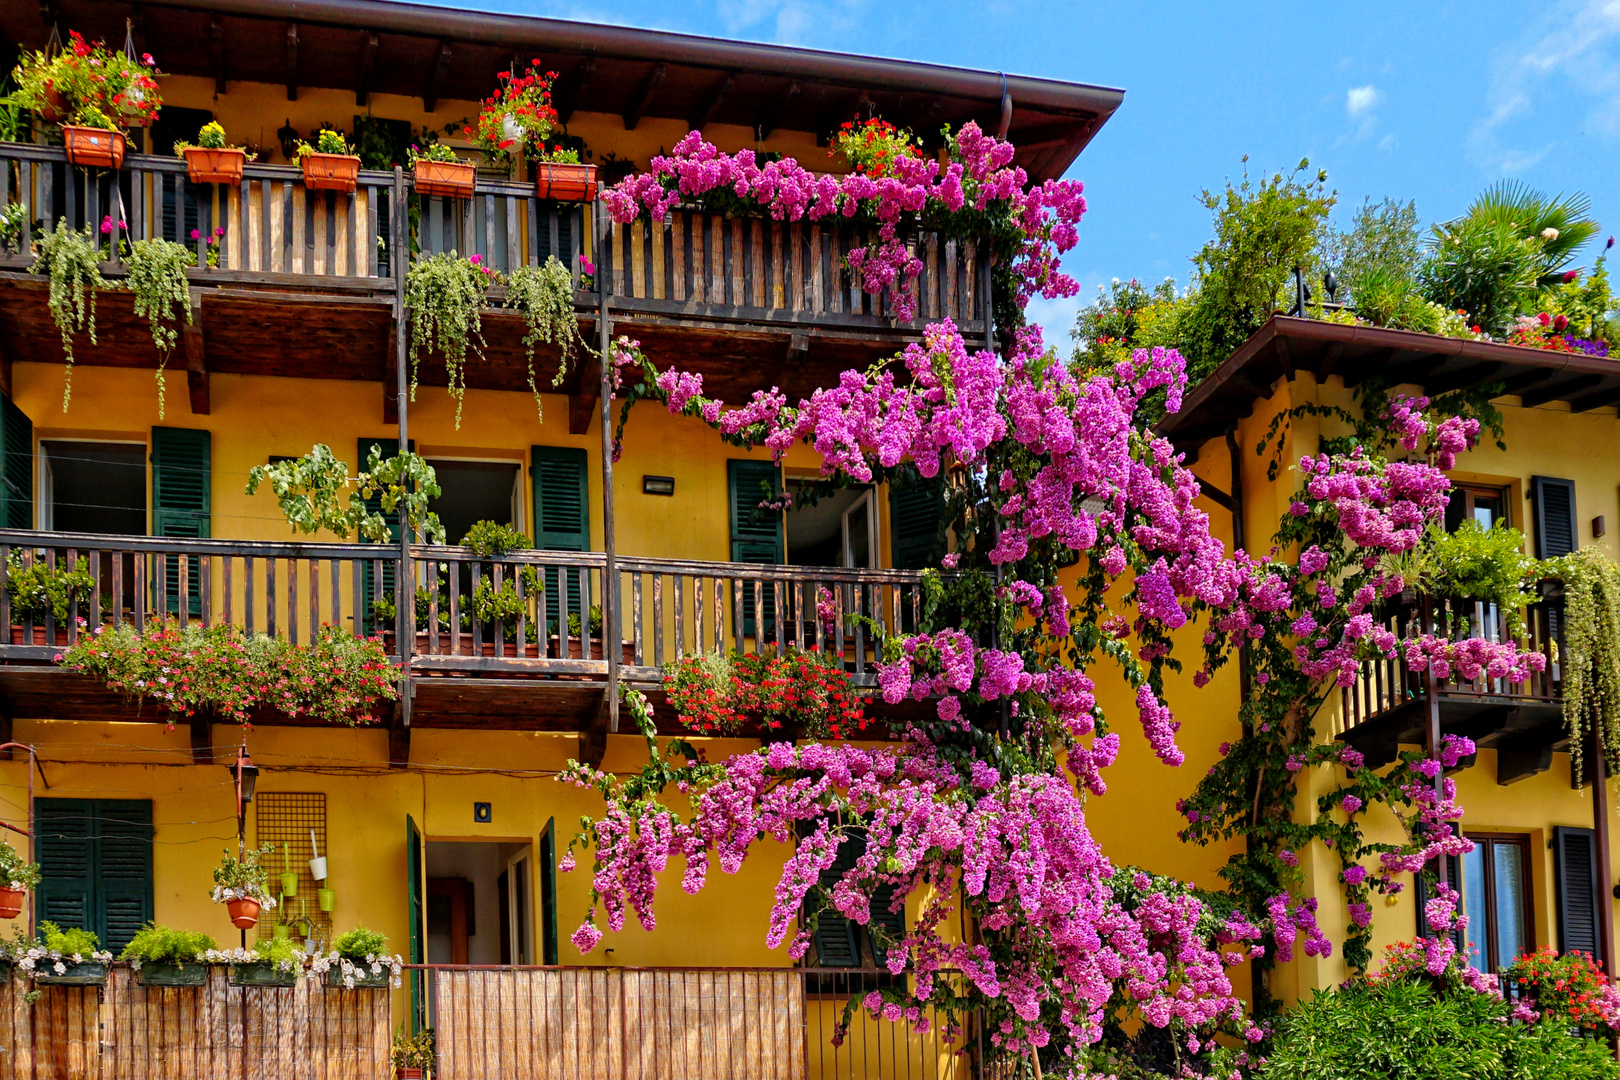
[184,287,209,415]
[1594,728,1617,979]
[597,200,619,736]
[393,165,413,729]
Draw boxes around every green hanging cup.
[272,923,290,940]
[281,872,298,897]
[318,888,334,912]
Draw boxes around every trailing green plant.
[504,256,584,422]
[5,551,97,624]
[211,843,277,904]
[61,620,399,727]
[1545,546,1620,784]
[406,251,492,427]
[0,202,26,255]
[246,442,446,543]
[119,923,218,965]
[1258,975,1619,1080]
[30,220,103,410]
[0,838,40,890]
[124,237,195,418]
[1424,521,1541,636]
[330,927,388,963]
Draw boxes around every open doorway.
[426,459,522,546]
[424,840,533,966]
[38,440,146,535]
[784,481,877,569]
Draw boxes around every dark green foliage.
[1259,979,1619,1080]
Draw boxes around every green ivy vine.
[123,238,194,419]
[30,220,103,411]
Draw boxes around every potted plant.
[315,927,402,989]
[24,922,112,985]
[0,839,40,920]
[390,1026,435,1080]
[410,142,475,199]
[11,32,161,164]
[534,145,597,203]
[61,105,126,170]
[212,843,279,929]
[295,129,362,193]
[120,923,218,987]
[178,121,248,185]
[467,60,558,174]
[210,937,305,987]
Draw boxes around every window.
[35,798,153,955]
[427,459,522,547]
[37,440,146,535]
[1460,833,1532,973]
[1445,484,1509,533]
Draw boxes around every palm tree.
[1465,181,1599,286]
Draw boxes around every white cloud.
[1470,0,1620,173]
[714,0,862,44]
[1346,85,1382,118]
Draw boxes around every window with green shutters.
[728,460,783,636]
[34,798,153,955]
[358,438,403,635]
[802,829,906,971]
[0,395,32,529]
[889,473,945,570]
[151,427,210,615]
[531,447,590,631]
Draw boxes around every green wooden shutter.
[35,798,152,954]
[539,817,559,966]
[728,460,782,637]
[152,427,211,615]
[406,814,426,1030]
[868,884,907,969]
[1531,476,1578,559]
[1554,825,1602,962]
[808,831,864,968]
[359,438,401,635]
[889,475,944,570]
[0,394,32,529]
[531,447,590,630]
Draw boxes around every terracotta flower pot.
[396,1069,425,1080]
[226,896,261,929]
[184,146,247,185]
[301,152,361,193]
[0,887,23,919]
[38,84,69,125]
[62,126,126,169]
[414,159,476,198]
[535,162,598,202]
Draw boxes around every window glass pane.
[1462,845,1489,972]
[1473,493,1505,529]
[1494,842,1527,969]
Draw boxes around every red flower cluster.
[466,60,559,164]
[665,648,871,738]
[1506,946,1620,1032]
[832,117,920,179]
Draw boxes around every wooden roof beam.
[755,80,799,139]
[210,15,227,95]
[184,289,209,415]
[554,55,595,124]
[689,71,736,131]
[1423,361,1503,397]
[622,63,666,130]
[356,31,379,106]
[1569,385,1620,413]
[1522,374,1601,409]
[423,40,452,113]
[285,22,299,102]
[569,350,601,435]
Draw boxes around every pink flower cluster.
[1400,634,1548,684]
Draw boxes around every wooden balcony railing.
[1335,596,1560,739]
[0,530,931,690]
[0,140,987,339]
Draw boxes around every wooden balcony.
[0,529,933,737]
[0,963,969,1080]
[0,142,991,406]
[1333,597,1565,785]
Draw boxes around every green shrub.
[331,927,388,963]
[39,922,100,957]
[1259,978,1618,1080]
[459,520,531,556]
[119,923,218,963]
[250,935,305,972]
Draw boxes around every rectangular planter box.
[414,159,476,198]
[184,147,247,185]
[62,127,125,169]
[301,152,361,193]
[35,960,107,985]
[135,961,209,987]
[325,965,389,988]
[229,961,298,988]
[535,162,597,202]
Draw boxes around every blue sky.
[469,0,1620,346]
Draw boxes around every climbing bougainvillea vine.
[563,126,1507,1072]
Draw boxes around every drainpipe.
[393,165,413,728]
[995,73,1012,140]
[597,201,619,733]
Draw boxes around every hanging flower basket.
[301,152,361,193]
[62,126,126,169]
[0,887,24,919]
[35,960,108,986]
[535,162,597,202]
[38,84,69,124]
[184,147,247,185]
[135,961,208,987]
[225,896,261,929]
[414,159,476,199]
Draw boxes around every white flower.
[1542,227,1560,241]
[52,961,64,974]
